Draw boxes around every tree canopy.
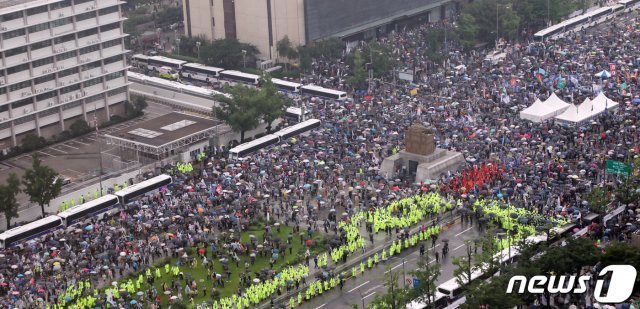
[0,173,21,228]
[201,39,259,70]
[22,154,62,218]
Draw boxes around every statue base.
[379,149,465,182]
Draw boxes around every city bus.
[219,70,260,85]
[131,54,150,70]
[619,0,640,10]
[181,63,224,82]
[284,107,310,123]
[0,216,63,249]
[228,134,280,159]
[272,78,302,93]
[57,195,120,227]
[147,56,187,72]
[300,85,347,100]
[272,119,321,140]
[406,292,449,309]
[114,174,173,205]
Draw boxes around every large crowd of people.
[1,6,639,309]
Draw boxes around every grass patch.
[118,225,325,307]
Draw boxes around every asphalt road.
[300,220,481,309]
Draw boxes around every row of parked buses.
[130,54,348,101]
[406,223,578,309]
[0,175,173,249]
[228,119,321,159]
[534,0,640,41]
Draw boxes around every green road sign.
[606,160,631,177]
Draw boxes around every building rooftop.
[108,112,217,147]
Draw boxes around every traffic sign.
[606,160,631,177]
[412,278,421,288]
[406,278,412,286]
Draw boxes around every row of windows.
[12,98,33,110]
[62,100,82,110]
[36,90,56,102]
[105,71,124,81]
[32,57,54,68]
[15,114,35,124]
[2,10,119,40]
[9,80,31,92]
[39,107,58,117]
[1,0,109,23]
[83,77,101,88]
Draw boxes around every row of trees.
[175,36,260,70]
[0,154,62,228]
[213,75,292,142]
[455,0,586,48]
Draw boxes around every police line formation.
[50,190,565,309]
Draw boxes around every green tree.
[0,173,21,228]
[22,154,62,218]
[452,240,475,288]
[615,156,640,204]
[214,85,261,143]
[201,38,259,70]
[409,254,441,309]
[462,272,523,308]
[362,43,396,77]
[369,267,410,309]
[21,134,46,152]
[156,7,183,27]
[455,13,480,50]
[460,0,520,44]
[347,50,367,90]
[586,186,611,214]
[276,36,299,67]
[69,119,91,137]
[257,75,292,132]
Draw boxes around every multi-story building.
[182,0,462,60]
[0,0,130,152]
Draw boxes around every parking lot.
[0,102,174,209]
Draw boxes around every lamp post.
[242,49,247,68]
[196,41,201,59]
[93,102,103,195]
[175,38,180,55]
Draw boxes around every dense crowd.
[1,7,640,309]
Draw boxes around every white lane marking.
[455,226,473,237]
[73,140,91,146]
[58,143,78,150]
[85,137,97,141]
[427,259,436,265]
[453,244,465,251]
[37,151,55,157]
[384,258,416,273]
[363,284,383,294]
[50,147,68,154]
[363,292,377,299]
[348,280,370,293]
[314,304,326,309]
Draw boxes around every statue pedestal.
[379,148,465,182]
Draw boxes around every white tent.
[555,98,596,124]
[519,93,570,122]
[590,92,619,111]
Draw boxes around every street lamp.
[175,38,181,55]
[241,49,247,68]
[196,41,201,59]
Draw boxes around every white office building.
[0,0,130,152]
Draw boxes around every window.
[58,67,78,78]
[86,94,102,102]
[75,11,95,22]
[62,100,82,110]
[0,87,6,96]
[77,28,97,38]
[9,81,32,92]
[34,74,55,85]
[39,108,58,117]
[81,60,101,71]
[98,6,119,16]
[36,90,56,102]
[0,104,8,113]
[50,0,71,10]
[5,46,28,58]
[32,57,54,68]
[2,28,26,40]
[107,86,126,96]
[60,83,80,94]
[105,71,124,80]
[12,98,33,109]
[14,114,35,124]
[79,44,100,55]
[74,0,95,4]
[53,34,75,45]
[7,63,29,75]
[31,39,52,50]
[103,55,122,65]
[83,77,101,87]
[28,22,50,33]
[102,38,121,49]
[100,22,120,33]
[51,16,72,28]
[55,51,76,62]
[27,5,48,16]
[0,11,23,22]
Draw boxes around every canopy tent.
[519,93,571,122]
[594,70,611,78]
[555,98,597,124]
[590,91,619,111]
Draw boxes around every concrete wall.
[183,0,215,40]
